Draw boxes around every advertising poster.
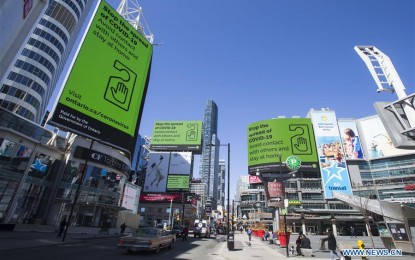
[150,121,202,153]
[310,111,352,199]
[249,176,262,184]
[143,152,169,193]
[358,116,412,159]
[247,118,318,174]
[49,0,153,157]
[337,120,364,159]
[168,152,192,175]
[122,182,140,214]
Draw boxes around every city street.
[0,232,221,260]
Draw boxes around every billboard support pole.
[181,192,185,226]
[62,139,94,242]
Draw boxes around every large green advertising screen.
[167,175,190,191]
[49,0,152,157]
[150,121,202,152]
[247,118,318,174]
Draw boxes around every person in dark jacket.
[328,229,341,260]
[295,231,303,256]
[300,234,311,249]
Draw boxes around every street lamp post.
[207,143,231,249]
[62,139,94,242]
[278,154,289,258]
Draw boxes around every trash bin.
[227,233,234,251]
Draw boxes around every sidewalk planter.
[258,229,265,239]
[277,232,290,247]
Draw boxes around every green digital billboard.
[167,175,190,191]
[247,118,318,174]
[49,0,152,157]
[150,121,202,152]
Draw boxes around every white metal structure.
[117,0,154,44]
[355,45,415,138]
[354,46,407,98]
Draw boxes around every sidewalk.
[213,232,319,260]
[0,230,121,252]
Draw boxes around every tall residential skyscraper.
[0,0,94,124]
[199,100,219,209]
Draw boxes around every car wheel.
[168,241,173,249]
[127,249,133,254]
[155,246,160,254]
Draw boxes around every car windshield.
[134,229,158,237]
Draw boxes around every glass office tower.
[0,0,94,124]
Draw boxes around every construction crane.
[355,45,415,141]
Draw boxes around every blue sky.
[60,0,415,199]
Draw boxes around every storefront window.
[57,161,126,228]
[10,151,61,224]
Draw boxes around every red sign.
[140,193,182,203]
[249,175,262,184]
[267,182,284,198]
[404,184,415,190]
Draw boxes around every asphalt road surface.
[0,235,222,260]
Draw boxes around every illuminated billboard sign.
[310,110,352,199]
[167,175,190,191]
[49,0,153,157]
[150,121,202,152]
[247,118,318,174]
[139,192,193,204]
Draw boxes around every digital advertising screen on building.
[357,115,414,160]
[143,152,192,193]
[150,121,202,153]
[247,118,318,174]
[310,110,352,199]
[49,0,153,157]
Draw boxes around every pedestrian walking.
[327,229,341,260]
[120,222,126,234]
[57,219,67,238]
[350,226,356,238]
[247,228,252,241]
[182,226,189,241]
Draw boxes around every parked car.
[170,226,184,238]
[117,228,175,254]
